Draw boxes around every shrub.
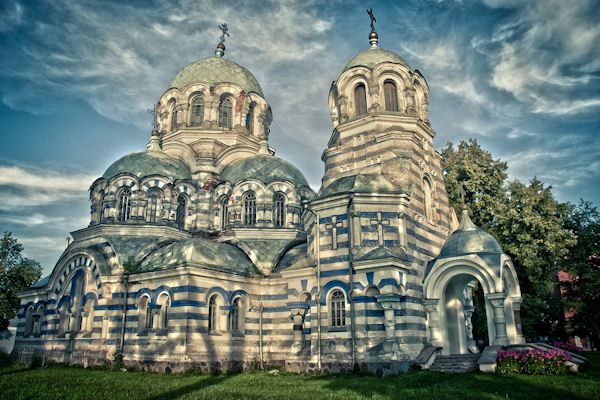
[550,341,583,353]
[497,348,571,375]
[112,348,124,370]
[0,351,11,367]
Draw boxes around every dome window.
[354,83,367,116]
[190,96,204,127]
[220,197,229,229]
[273,193,286,227]
[176,195,186,229]
[384,80,399,112]
[218,97,233,129]
[118,188,132,222]
[243,191,257,226]
[147,191,159,223]
[170,108,178,131]
[246,102,256,134]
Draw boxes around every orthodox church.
[12,20,525,374]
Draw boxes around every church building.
[12,19,525,374]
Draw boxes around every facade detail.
[13,22,524,374]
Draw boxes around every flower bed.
[550,341,583,353]
[497,348,572,375]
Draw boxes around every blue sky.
[0,0,598,274]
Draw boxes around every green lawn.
[1,353,599,400]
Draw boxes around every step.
[429,353,479,373]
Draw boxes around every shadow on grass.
[143,374,231,400]
[0,366,36,377]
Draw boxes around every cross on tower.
[326,216,344,250]
[370,212,390,246]
[147,101,160,130]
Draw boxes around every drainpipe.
[120,274,129,353]
[258,302,264,370]
[346,194,356,368]
[303,202,322,371]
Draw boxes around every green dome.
[103,151,191,181]
[170,57,264,97]
[438,210,502,258]
[138,237,259,276]
[343,48,409,72]
[220,155,310,187]
[318,173,404,199]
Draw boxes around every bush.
[550,341,583,353]
[0,351,11,367]
[112,348,124,370]
[497,348,571,375]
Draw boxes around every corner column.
[487,293,509,345]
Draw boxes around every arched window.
[71,272,86,333]
[384,80,399,112]
[57,302,69,338]
[24,306,34,337]
[330,289,346,327]
[138,295,152,333]
[82,298,95,333]
[33,305,45,336]
[171,108,178,131]
[273,193,286,227]
[208,295,218,332]
[157,293,170,330]
[246,102,255,133]
[423,177,434,223]
[229,297,242,332]
[190,96,204,127]
[176,195,186,229]
[147,191,159,223]
[220,197,229,229]
[218,97,233,129]
[355,83,367,116]
[117,188,132,222]
[243,192,257,226]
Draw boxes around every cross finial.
[367,8,376,32]
[215,23,230,57]
[219,23,230,44]
[147,101,159,130]
[366,8,379,48]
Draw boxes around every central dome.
[343,47,409,72]
[170,56,264,97]
[220,155,310,187]
[102,151,191,181]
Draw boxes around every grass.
[0,353,599,400]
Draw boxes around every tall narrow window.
[208,295,218,332]
[24,306,34,337]
[229,297,241,332]
[243,192,257,226]
[138,296,151,333]
[33,305,45,336]
[245,102,255,133]
[118,188,132,222]
[384,80,399,111]
[220,197,229,229]
[157,294,170,329]
[176,195,186,229]
[355,83,367,116]
[190,96,204,127]
[330,289,346,327]
[171,108,178,131]
[273,193,285,227]
[147,191,159,223]
[218,97,233,129]
[423,177,434,223]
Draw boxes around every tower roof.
[219,154,310,187]
[343,47,410,72]
[438,209,502,258]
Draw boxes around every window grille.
[273,193,285,227]
[118,189,132,222]
[330,290,346,327]
[208,296,217,332]
[243,192,257,226]
[190,96,204,127]
[218,97,233,129]
[176,195,186,229]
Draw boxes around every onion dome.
[318,173,404,199]
[169,57,264,97]
[220,154,310,188]
[102,150,191,181]
[343,48,409,73]
[438,209,502,257]
[138,237,260,276]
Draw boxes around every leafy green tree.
[441,140,576,340]
[0,232,42,331]
[561,200,600,348]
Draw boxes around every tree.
[561,200,600,348]
[441,140,576,340]
[0,232,42,331]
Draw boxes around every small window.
[273,193,285,227]
[118,188,132,222]
[208,295,218,332]
[218,97,233,129]
[57,302,69,337]
[220,197,229,229]
[33,305,45,336]
[138,296,152,332]
[355,84,367,116]
[423,177,435,223]
[384,80,399,112]
[24,306,34,337]
[176,195,186,229]
[147,191,159,223]
[82,298,95,332]
[157,293,170,330]
[190,96,204,127]
[330,289,346,327]
[243,192,257,226]
[171,108,178,131]
[246,102,255,133]
[229,297,242,332]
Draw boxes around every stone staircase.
[429,353,480,373]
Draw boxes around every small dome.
[343,48,409,73]
[103,151,191,181]
[438,210,502,258]
[318,173,404,198]
[170,57,264,97]
[138,237,259,276]
[220,154,310,187]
